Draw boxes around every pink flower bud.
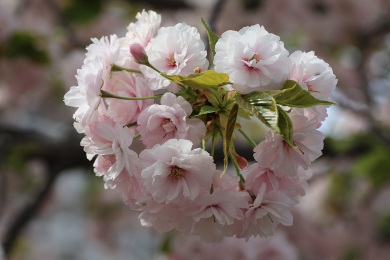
[129,43,148,64]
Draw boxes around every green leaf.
[179,70,230,89]
[239,92,278,129]
[201,18,219,57]
[221,104,239,175]
[197,105,221,116]
[277,106,294,147]
[235,93,295,147]
[269,80,335,107]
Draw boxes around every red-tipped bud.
[129,43,148,64]
[233,150,248,169]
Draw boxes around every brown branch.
[337,16,390,149]
[2,167,60,256]
[1,126,91,257]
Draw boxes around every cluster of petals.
[63,9,338,241]
[214,24,289,92]
[137,92,205,148]
[141,23,209,91]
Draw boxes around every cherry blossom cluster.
[64,10,337,241]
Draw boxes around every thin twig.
[204,0,227,61]
[209,0,228,33]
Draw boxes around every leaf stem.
[100,90,162,101]
[146,61,187,88]
[201,139,206,150]
[238,128,257,148]
[111,64,142,74]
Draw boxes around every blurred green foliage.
[326,171,353,215]
[63,0,104,24]
[325,132,390,215]
[326,132,390,189]
[341,247,362,260]
[3,31,50,65]
[377,212,390,242]
[353,146,390,188]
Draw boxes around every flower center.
[169,166,184,180]
[161,118,176,133]
[166,54,176,67]
[249,53,261,63]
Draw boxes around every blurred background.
[1,0,390,259]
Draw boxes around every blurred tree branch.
[334,16,390,148]
[1,125,90,257]
[209,0,228,33]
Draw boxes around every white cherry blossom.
[139,139,215,203]
[288,50,337,101]
[137,92,205,148]
[141,23,209,91]
[214,24,289,91]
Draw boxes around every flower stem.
[124,122,137,128]
[145,61,187,88]
[201,139,206,150]
[100,90,162,101]
[238,128,257,148]
[111,64,142,74]
[133,134,141,140]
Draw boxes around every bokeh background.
[1,0,390,259]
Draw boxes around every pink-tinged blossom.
[105,71,154,125]
[125,10,161,47]
[64,35,124,131]
[291,106,328,129]
[141,23,209,90]
[137,92,206,148]
[191,189,248,225]
[184,189,249,241]
[139,139,215,203]
[288,50,337,101]
[243,163,306,199]
[98,156,151,211]
[241,184,297,238]
[120,10,161,69]
[253,114,324,176]
[139,203,192,232]
[64,61,106,131]
[212,171,240,191]
[214,24,289,91]
[81,116,135,180]
[93,152,142,204]
[85,35,121,65]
